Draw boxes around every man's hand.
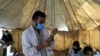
[36,28,58,51]
[50,28,58,37]
[42,29,59,48]
[43,40,51,47]
[36,40,50,51]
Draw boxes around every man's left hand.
[50,28,58,37]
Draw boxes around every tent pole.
[50,0,54,29]
[64,31,66,49]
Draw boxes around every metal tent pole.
[50,0,54,29]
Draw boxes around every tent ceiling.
[0,0,38,29]
[0,0,100,31]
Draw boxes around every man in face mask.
[22,11,58,56]
[68,41,82,56]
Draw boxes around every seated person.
[83,46,93,56]
[1,30,14,45]
[0,30,14,56]
[68,41,82,56]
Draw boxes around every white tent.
[0,0,100,54]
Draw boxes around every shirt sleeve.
[22,31,38,56]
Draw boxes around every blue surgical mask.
[36,24,44,30]
[73,46,78,49]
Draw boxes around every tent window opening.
[0,28,3,40]
[0,28,3,46]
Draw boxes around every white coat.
[22,26,54,56]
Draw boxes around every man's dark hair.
[32,10,46,21]
[83,46,93,54]
[73,41,80,47]
[73,41,81,54]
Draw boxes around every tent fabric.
[0,0,100,53]
[54,26,100,51]
[0,0,100,30]
[64,0,100,30]
[11,26,100,52]
[0,0,38,28]
[10,29,23,52]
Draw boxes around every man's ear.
[32,21,35,25]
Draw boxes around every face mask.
[36,24,44,30]
[4,32,8,35]
[73,46,77,49]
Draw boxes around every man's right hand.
[50,28,58,37]
[43,40,50,47]
[36,40,50,51]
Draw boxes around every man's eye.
[39,22,43,23]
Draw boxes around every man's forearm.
[36,35,54,51]
[47,36,54,42]
[36,43,45,51]
[36,39,51,51]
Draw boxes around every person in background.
[1,30,14,45]
[1,30,14,56]
[83,46,93,56]
[22,11,58,56]
[68,41,82,56]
